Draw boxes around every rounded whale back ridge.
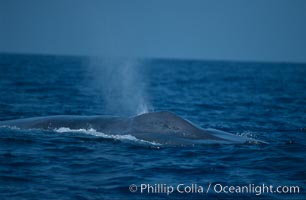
[0,111,257,145]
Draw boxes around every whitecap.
[54,127,161,146]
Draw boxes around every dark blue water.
[0,54,305,199]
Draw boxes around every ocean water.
[0,53,305,200]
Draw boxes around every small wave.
[236,131,256,138]
[54,127,161,146]
[235,131,269,144]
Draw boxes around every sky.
[1,0,306,62]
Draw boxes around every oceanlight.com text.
[129,183,301,196]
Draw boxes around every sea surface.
[0,53,305,200]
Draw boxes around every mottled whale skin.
[0,111,256,145]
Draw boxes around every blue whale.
[0,111,262,145]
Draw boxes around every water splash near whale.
[54,127,161,146]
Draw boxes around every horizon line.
[0,51,305,65]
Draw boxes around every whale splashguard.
[0,111,265,146]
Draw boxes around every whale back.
[0,111,255,145]
[130,112,203,137]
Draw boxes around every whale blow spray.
[87,58,150,116]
